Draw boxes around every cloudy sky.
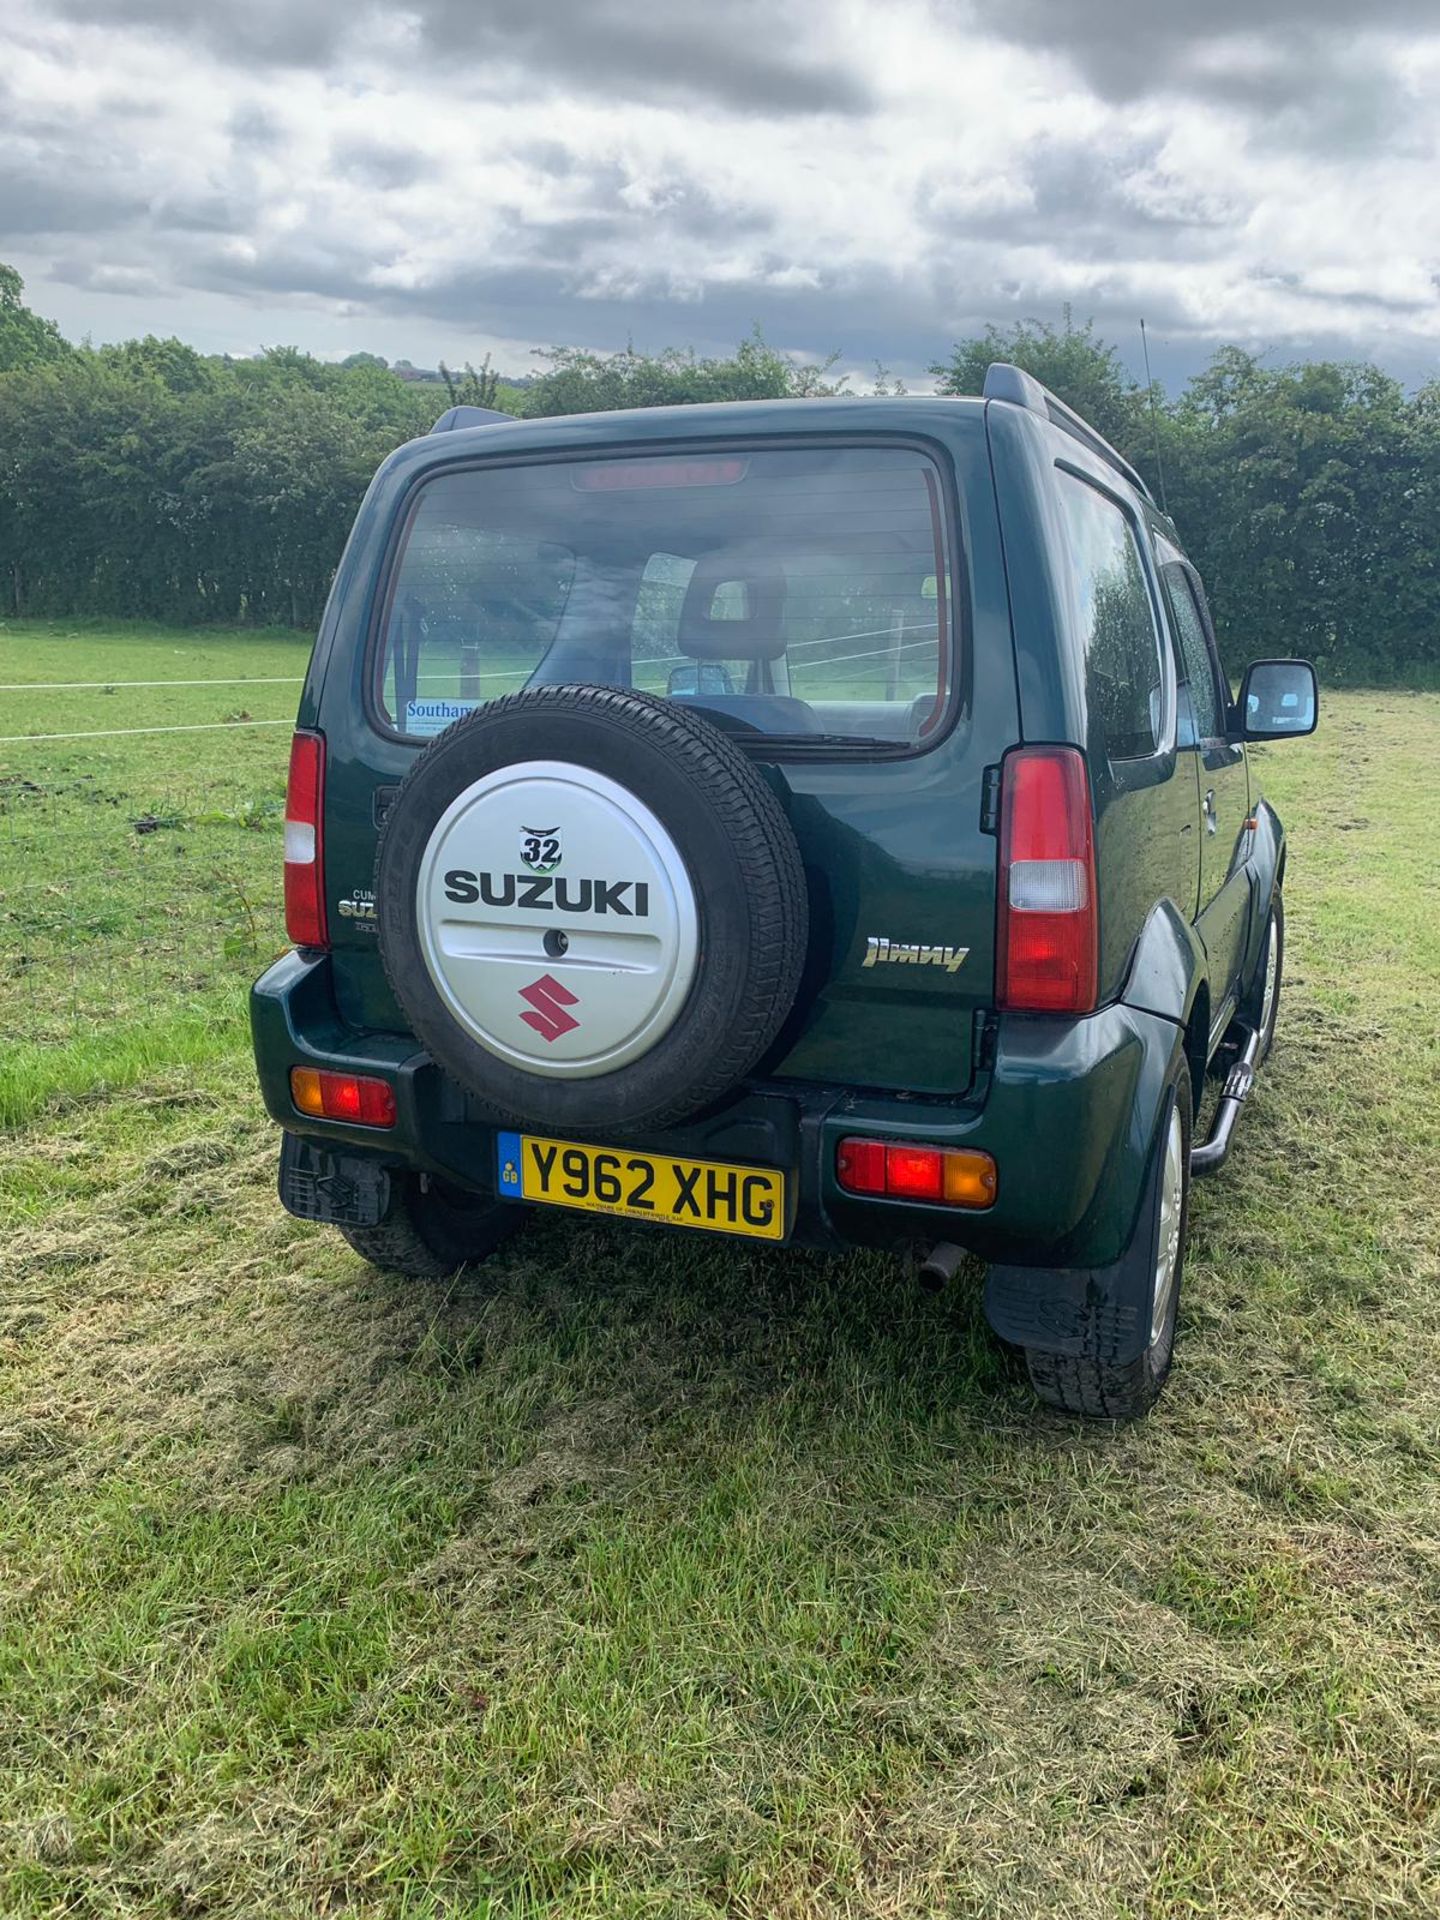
[3,0,1439,391]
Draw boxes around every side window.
[783,552,944,710]
[1186,569,1232,706]
[1161,562,1222,739]
[629,552,698,696]
[1055,471,1165,761]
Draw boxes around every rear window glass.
[374,445,954,747]
[1055,471,1164,761]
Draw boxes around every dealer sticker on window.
[405,697,479,737]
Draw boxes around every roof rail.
[982,362,1152,503]
[430,404,516,433]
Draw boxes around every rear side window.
[1055,471,1164,761]
[373,445,954,748]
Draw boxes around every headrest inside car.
[677,556,788,661]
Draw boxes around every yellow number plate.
[496,1131,786,1240]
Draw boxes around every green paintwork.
[308,401,1014,1100]
[252,386,1312,1274]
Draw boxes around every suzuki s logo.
[518,973,579,1043]
[520,826,561,874]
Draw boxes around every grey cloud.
[161,224,1203,388]
[227,104,286,149]
[49,0,875,115]
[1018,145,1233,237]
[10,0,1440,396]
[535,175,777,248]
[964,0,1434,132]
[330,137,432,191]
[917,141,1235,261]
[649,185,776,246]
[48,256,165,295]
[93,91,165,122]
[1250,266,1433,319]
[179,172,775,315]
[160,192,249,235]
[183,236,392,307]
[513,141,584,180]
[27,201,1440,397]
[0,161,151,238]
[50,0,359,69]
[412,0,873,115]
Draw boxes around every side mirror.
[1236,659,1318,740]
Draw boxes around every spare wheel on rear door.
[375,684,809,1134]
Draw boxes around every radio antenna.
[1140,318,1169,514]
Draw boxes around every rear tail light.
[836,1138,997,1208]
[284,729,327,949]
[996,746,1097,1013]
[290,1067,396,1128]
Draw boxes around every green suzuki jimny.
[251,365,1317,1418]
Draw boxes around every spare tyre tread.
[373,685,809,1135]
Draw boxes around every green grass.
[2,645,1439,1916]
[0,621,303,1122]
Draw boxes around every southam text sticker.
[405,697,479,738]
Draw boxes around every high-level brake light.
[570,457,749,491]
[996,746,1098,1014]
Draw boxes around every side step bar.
[1191,1024,1262,1176]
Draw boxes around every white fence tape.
[0,676,305,690]
[0,718,296,744]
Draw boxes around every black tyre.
[1241,892,1284,1063]
[375,684,808,1134]
[338,1173,526,1279]
[1024,1072,1192,1420]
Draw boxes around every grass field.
[2,624,1439,1917]
[0,621,304,1124]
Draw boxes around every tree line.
[1,265,1435,684]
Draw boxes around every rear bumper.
[252,949,1185,1270]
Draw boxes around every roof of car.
[428,392,988,442]
[420,368,1153,509]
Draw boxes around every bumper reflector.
[290,1067,397,1129]
[835,1137,997,1208]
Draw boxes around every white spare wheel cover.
[373,684,808,1136]
[415,760,699,1079]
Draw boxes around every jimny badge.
[862,935,969,975]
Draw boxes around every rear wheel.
[338,1174,525,1279]
[1024,1074,1192,1420]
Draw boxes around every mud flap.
[278,1132,391,1227]
[982,1259,1149,1366]
[983,1080,1171,1368]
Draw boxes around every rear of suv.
[252,365,1317,1418]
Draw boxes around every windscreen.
[374,444,954,747]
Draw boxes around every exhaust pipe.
[917,1241,966,1291]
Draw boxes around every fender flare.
[1121,896,1208,1034]
[1240,800,1286,989]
